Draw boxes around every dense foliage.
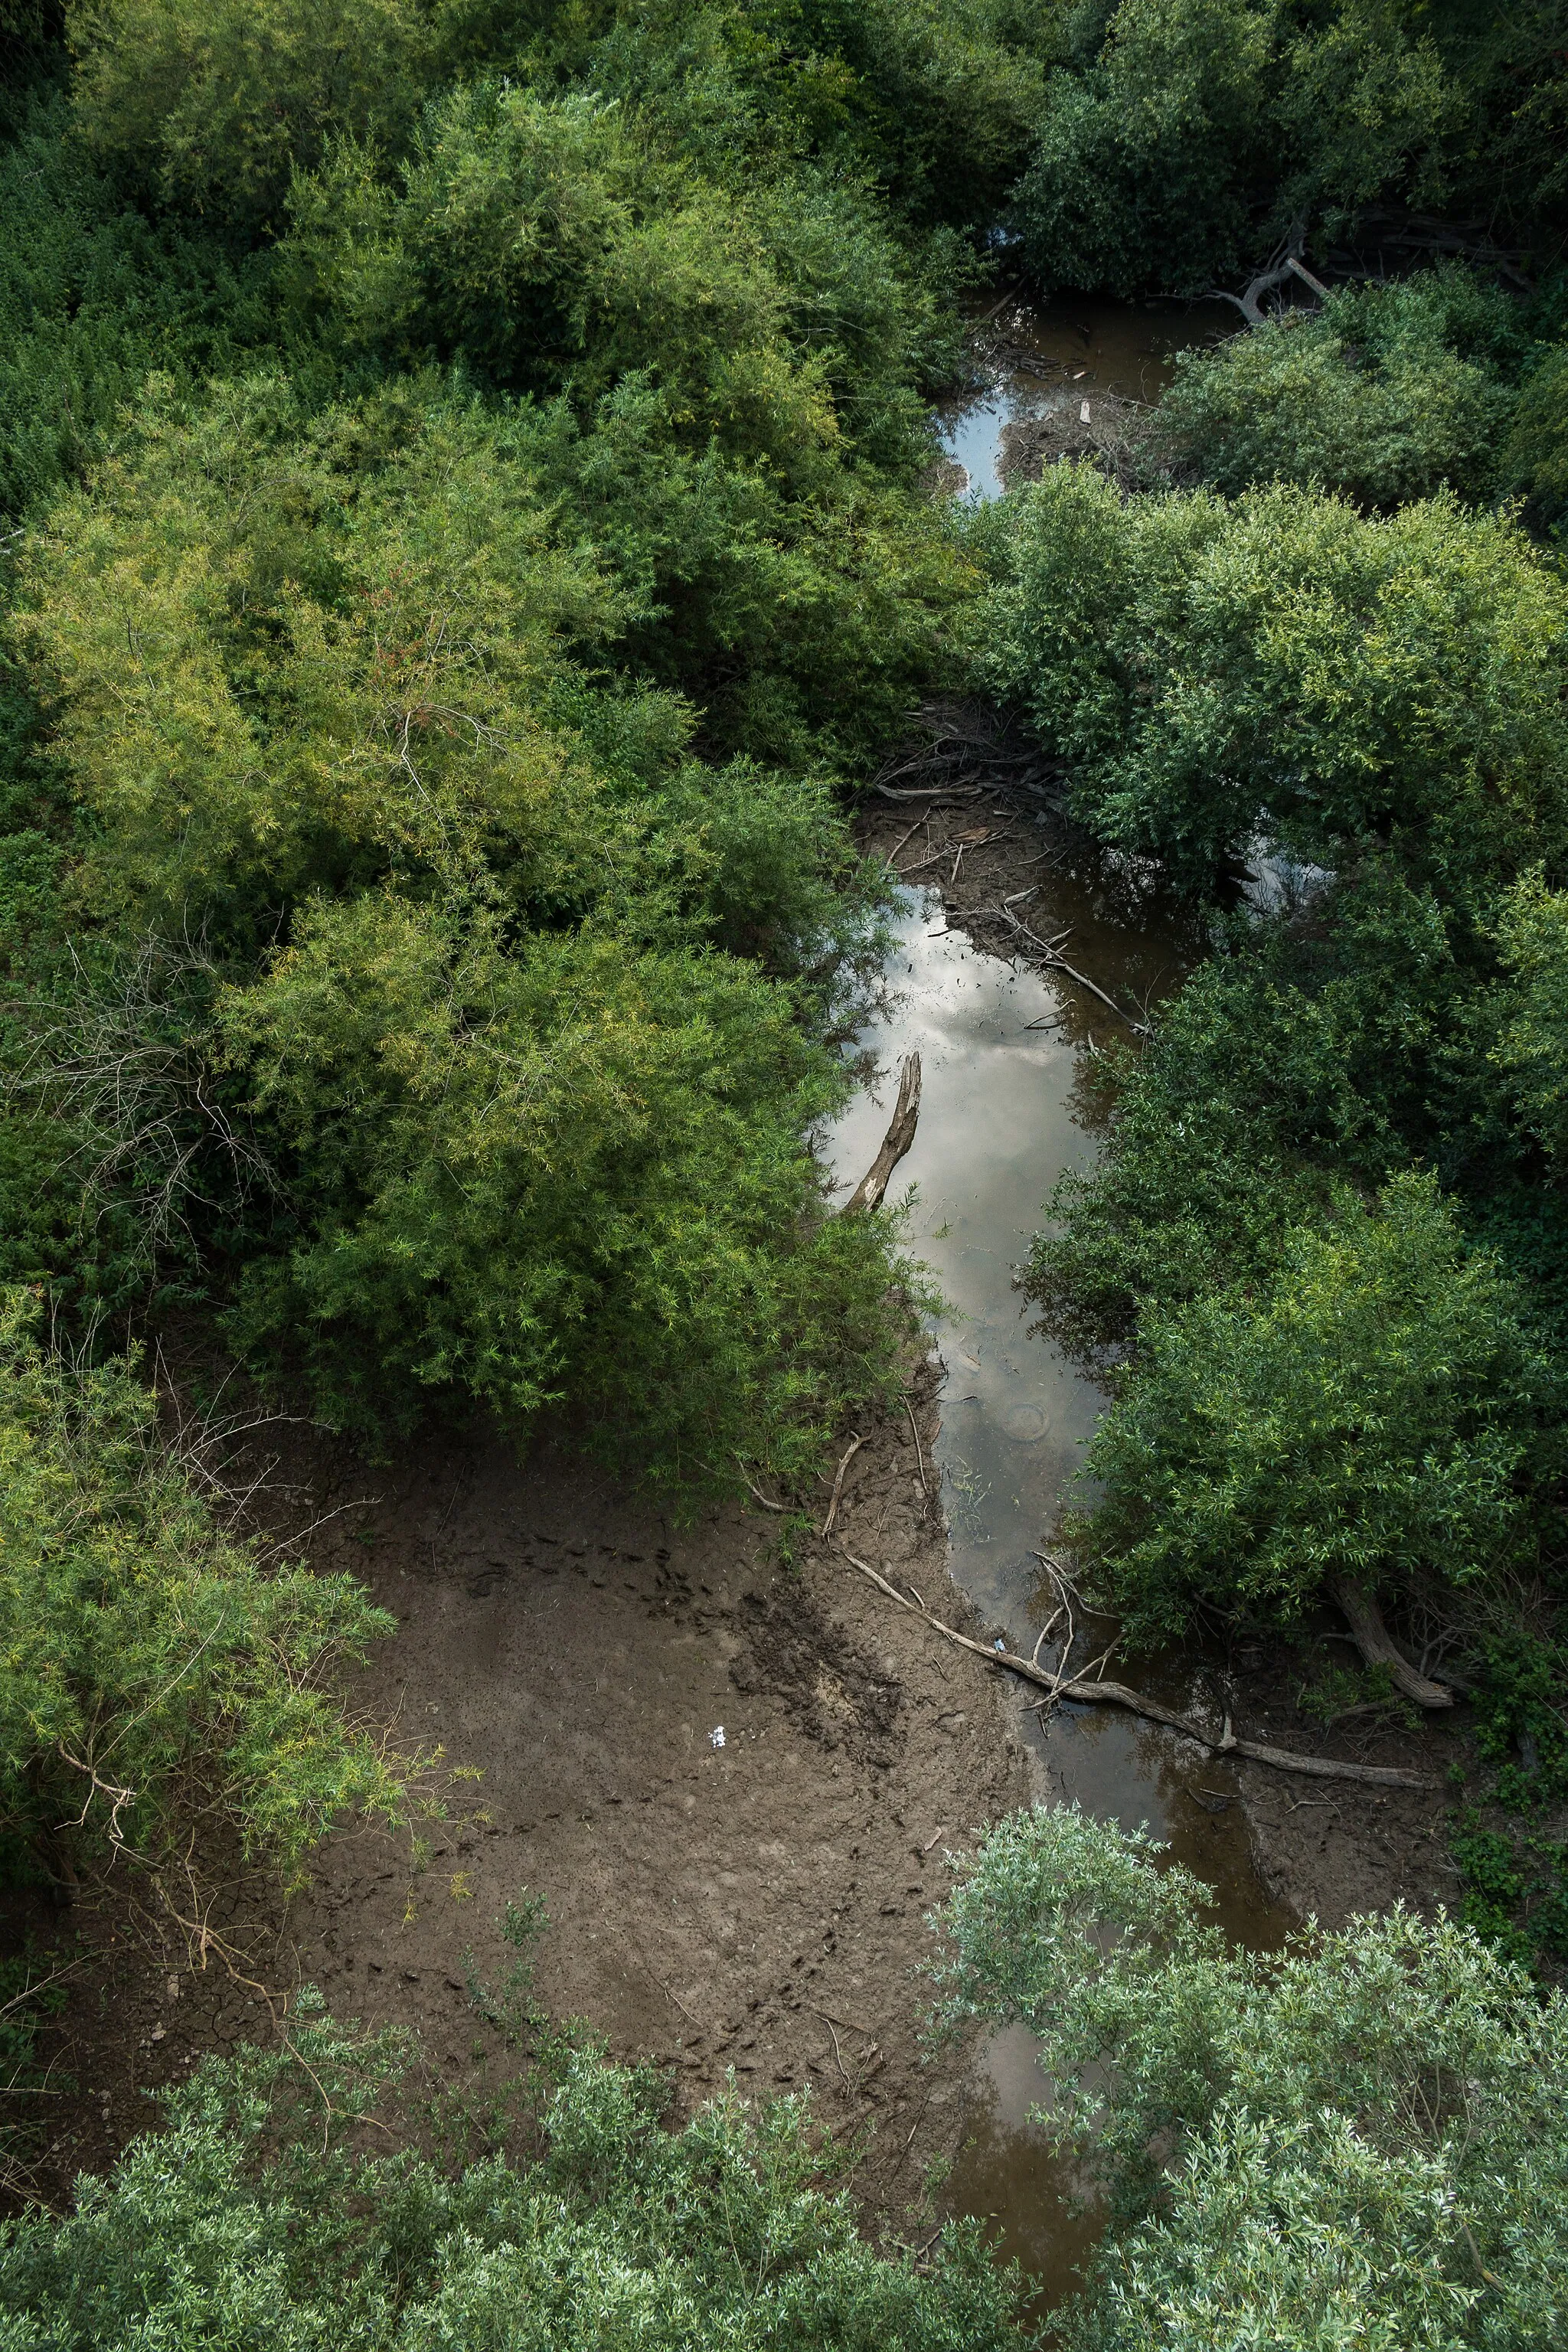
[979,451,1568,1700]
[0,1,1023,1484]
[0,1289,403,1889]
[1156,265,1527,509]
[976,462,1568,906]
[1014,0,1568,298]
[1073,1171,1560,1644]
[5,0,1568,2324]
[933,1805,1568,2349]
[0,2003,1033,2350]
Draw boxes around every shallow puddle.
[936,292,1236,498]
[821,878,1292,2303]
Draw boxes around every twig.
[1030,1608,1063,1669]
[884,815,928,869]
[834,1547,1438,1789]
[814,2003,877,2035]
[822,1435,864,1539]
[735,1458,787,1513]
[896,848,952,877]
[903,1399,928,1496]
[658,1976,705,2028]
[816,2010,853,2091]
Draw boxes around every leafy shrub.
[1157,265,1523,508]
[1024,864,1467,1351]
[1488,867,1568,1168]
[1276,0,1466,240]
[0,1288,404,1889]
[10,372,917,1476]
[68,0,436,230]
[1012,0,1276,299]
[1011,0,1471,298]
[0,2001,1034,2350]
[932,1804,1568,2348]
[217,897,910,1477]
[1506,342,1568,534]
[1069,1171,1556,1642]
[977,464,1568,906]
[0,89,273,523]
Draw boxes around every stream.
[936,292,1236,498]
[820,297,1291,2301]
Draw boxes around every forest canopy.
[4,0,1568,2341]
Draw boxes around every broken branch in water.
[1209,224,1328,325]
[841,1053,922,1216]
[1325,1573,1454,1710]
[970,905,1148,1034]
[835,1545,1438,1789]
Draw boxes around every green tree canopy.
[0,1289,404,1889]
[933,1805,1568,2348]
[1068,1170,1558,1641]
[976,464,1568,908]
[0,2007,1034,2350]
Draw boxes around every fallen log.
[1325,1574,1454,1710]
[841,1054,921,1216]
[873,784,986,803]
[837,1545,1438,1791]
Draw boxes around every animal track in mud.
[730,1580,902,1766]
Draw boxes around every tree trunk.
[1325,1574,1454,1710]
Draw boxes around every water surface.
[936,293,1236,499]
[821,877,1291,2302]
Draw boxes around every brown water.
[936,293,1237,499]
[821,872,1293,2303]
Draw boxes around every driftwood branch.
[821,1433,864,1539]
[972,905,1148,1035]
[1325,1574,1454,1710]
[838,1546,1438,1790]
[841,1054,921,1216]
[873,784,986,803]
[1209,224,1328,326]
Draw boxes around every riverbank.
[11,1349,1031,2233]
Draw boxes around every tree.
[1156,266,1522,510]
[0,2001,1034,2350]
[1069,1170,1557,1643]
[0,1288,405,1890]
[932,1804,1568,2348]
[976,466,1568,908]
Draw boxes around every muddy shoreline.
[12,1356,1034,2233]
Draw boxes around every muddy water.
[937,293,1236,498]
[821,877,1292,2300]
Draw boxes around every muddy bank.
[17,1359,1031,2230]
